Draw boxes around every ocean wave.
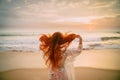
[0,33,39,36]
[116,32,120,34]
[88,43,120,50]
[0,32,120,51]
[83,38,101,42]
[101,37,120,41]
[1,41,120,51]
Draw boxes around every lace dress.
[48,40,82,80]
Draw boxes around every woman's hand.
[76,35,82,44]
[76,35,81,38]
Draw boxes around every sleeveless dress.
[48,40,82,80]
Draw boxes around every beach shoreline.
[0,49,120,80]
[0,49,120,72]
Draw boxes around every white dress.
[65,47,82,80]
[48,40,82,80]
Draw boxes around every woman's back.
[49,38,82,80]
[48,52,68,80]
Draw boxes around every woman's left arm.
[65,35,83,57]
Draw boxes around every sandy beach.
[0,49,120,80]
[0,67,120,80]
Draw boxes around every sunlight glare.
[56,17,99,24]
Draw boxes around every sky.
[0,0,120,31]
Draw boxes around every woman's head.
[50,32,63,46]
[39,32,77,70]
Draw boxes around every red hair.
[39,32,77,71]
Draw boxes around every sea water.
[0,30,120,51]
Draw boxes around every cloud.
[90,0,115,8]
[89,0,120,16]
[22,0,91,20]
[21,0,120,17]
[1,0,119,19]
[0,0,120,30]
[91,15,120,29]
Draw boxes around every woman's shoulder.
[65,47,82,58]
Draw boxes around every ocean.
[0,30,120,52]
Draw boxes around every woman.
[39,32,82,80]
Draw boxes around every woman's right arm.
[74,35,83,55]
